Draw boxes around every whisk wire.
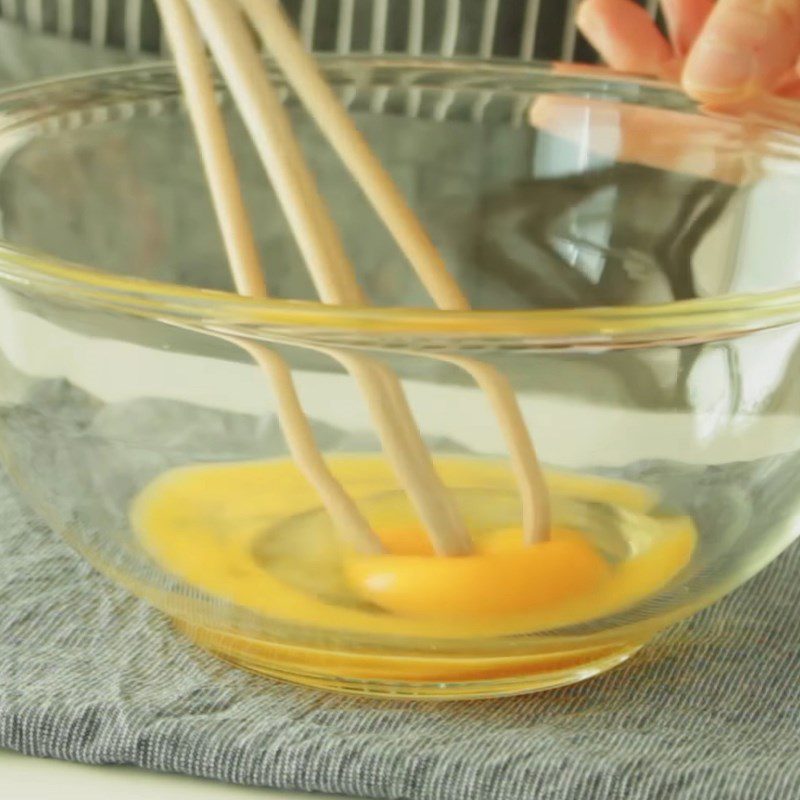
[242,0,550,543]
[156,0,382,555]
[181,0,474,557]
[160,0,551,553]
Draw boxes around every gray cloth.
[1,467,799,799]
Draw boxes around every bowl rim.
[1,56,800,348]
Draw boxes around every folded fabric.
[1,463,798,800]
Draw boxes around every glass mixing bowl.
[1,59,799,699]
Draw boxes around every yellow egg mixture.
[132,455,696,640]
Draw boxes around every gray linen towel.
[1,467,798,800]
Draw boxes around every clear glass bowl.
[1,59,799,699]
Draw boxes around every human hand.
[576,0,800,104]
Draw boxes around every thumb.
[683,0,800,103]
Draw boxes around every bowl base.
[176,620,645,699]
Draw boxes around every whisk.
[156,0,550,557]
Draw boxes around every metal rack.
[2,0,663,62]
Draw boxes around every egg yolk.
[132,455,696,639]
[345,526,611,619]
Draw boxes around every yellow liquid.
[132,455,697,640]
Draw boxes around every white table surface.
[0,750,348,799]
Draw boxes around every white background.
[0,750,345,799]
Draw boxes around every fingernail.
[575,0,598,30]
[684,37,756,100]
[576,1,605,44]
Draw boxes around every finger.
[529,95,752,185]
[776,70,800,97]
[549,59,685,85]
[660,0,715,56]
[577,0,675,76]
[683,0,800,104]
[745,92,800,127]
